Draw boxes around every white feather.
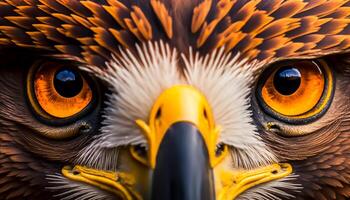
[237,174,302,200]
[183,47,276,168]
[80,41,275,168]
[82,41,180,150]
[73,41,301,199]
[46,174,113,200]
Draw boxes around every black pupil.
[54,68,83,98]
[273,66,301,95]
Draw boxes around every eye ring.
[27,61,97,124]
[256,59,334,124]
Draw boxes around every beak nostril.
[156,107,162,119]
[271,170,278,174]
[215,143,225,157]
[203,109,208,120]
[72,170,80,175]
[134,144,147,158]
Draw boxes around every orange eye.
[31,62,92,118]
[260,60,333,118]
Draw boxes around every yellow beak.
[62,85,292,200]
[134,85,226,168]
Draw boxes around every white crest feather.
[95,41,180,147]
[183,48,276,167]
[80,41,275,169]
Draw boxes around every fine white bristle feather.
[183,47,276,167]
[80,41,276,169]
[237,174,302,200]
[68,41,302,200]
[46,174,113,200]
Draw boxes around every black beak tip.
[151,122,215,200]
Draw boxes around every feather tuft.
[79,41,276,170]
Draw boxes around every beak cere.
[152,122,215,200]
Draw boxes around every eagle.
[0,0,349,199]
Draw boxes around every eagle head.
[0,0,349,200]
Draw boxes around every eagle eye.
[27,61,94,120]
[257,60,334,124]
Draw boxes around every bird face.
[0,0,350,200]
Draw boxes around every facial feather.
[78,41,275,171]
